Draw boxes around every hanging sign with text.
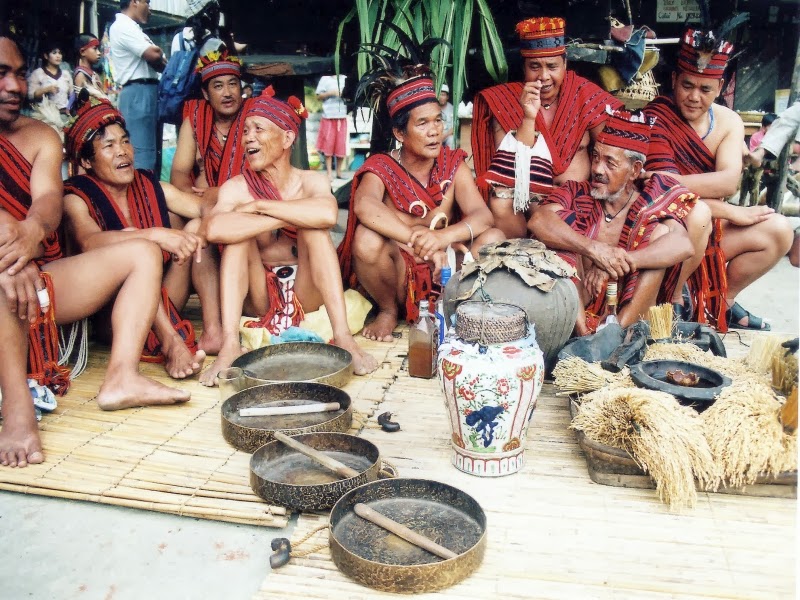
[656,0,702,23]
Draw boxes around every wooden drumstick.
[239,402,340,417]
[353,503,457,560]
[272,431,360,479]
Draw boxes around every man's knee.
[353,225,389,263]
[686,200,712,233]
[649,223,670,242]
[118,239,163,270]
[476,226,505,247]
[766,214,795,253]
[183,218,202,234]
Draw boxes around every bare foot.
[0,414,44,468]
[163,340,206,379]
[335,335,378,375]
[199,339,245,387]
[96,372,191,410]
[197,326,224,355]
[362,310,397,342]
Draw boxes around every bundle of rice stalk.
[553,357,631,395]
[771,350,798,396]
[744,335,783,374]
[572,387,719,510]
[648,304,673,340]
[645,342,761,383]
[703,380,798,489]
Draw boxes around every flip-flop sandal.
[726,301,771,331]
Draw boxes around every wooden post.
[768,37,800,212]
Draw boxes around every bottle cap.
[419,299,430,311]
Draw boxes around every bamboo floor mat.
[254,331,796,600]
[0,333,403,528]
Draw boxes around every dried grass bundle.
[702,380,798,488]
[572,387,719,510]
[744,335,783,374]
[645,343,761,383]
[648,304,674,340]
[553,357,632,395]
[771,350,798,396]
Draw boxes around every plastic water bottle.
[434,267,451,344]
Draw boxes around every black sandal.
[726,301,771,331]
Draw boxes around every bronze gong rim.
[249,432,381,511]
[221,382,352,453]
[329,478,487,593]
[232,342,353,389]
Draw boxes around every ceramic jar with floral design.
[438,330,544,476]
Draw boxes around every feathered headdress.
[354,21,448,120]
[677,13,748,79]
[244,86,307,135]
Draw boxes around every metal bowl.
[250,433,381,511]
[329,478,487,593]
[232,342,352,389]
[630,360,732,411]
[221,383,352,453]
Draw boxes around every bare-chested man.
[339,71,503,341]
[200,91,378,385]
[472,17,622,238]
[170,50,248,213]
[62,98,210,378]
[530,108,696,334]
[0,32,188,468]
[644,28,794,331]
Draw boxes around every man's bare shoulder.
[712,103,743,130]
[298,168,330,190]
[219,174,251,199]
[3,116,61,161]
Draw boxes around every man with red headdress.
[530,108,696,335]
[643,27,794,331]
[340,71,503,342]
[0,32,189,468]
[472,17,622,238]
[171,50,249,210]
[63,98,212,379]
[199,91,378,385]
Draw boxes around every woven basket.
[614,70,659,110]
[455,301,527,345]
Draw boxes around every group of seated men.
[0,17,794,467]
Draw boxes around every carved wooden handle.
[239,402,340,417]
[272,431,359,479]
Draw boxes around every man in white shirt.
[109,0,166,170]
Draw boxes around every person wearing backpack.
[109,0,166,171]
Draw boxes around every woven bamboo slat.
[0,334,397,528]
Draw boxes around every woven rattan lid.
[455,301,527,345]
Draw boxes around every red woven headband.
[386,76,437,119]
[244,87,308,135]
[64,99,126,162]
[80,38,100,53]
[595,105,654,156]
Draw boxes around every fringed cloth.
[64,169,198,362]
[338,146,464,322]
[182,98,251,187]
[472,73,621,201]
[644,95,728,331]
[239,169,304,334]
[542,174,697,333]
[0,134,70,393]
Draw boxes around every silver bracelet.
[464,221,474,247]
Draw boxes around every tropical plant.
[335,0,508,147]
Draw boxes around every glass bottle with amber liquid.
[409,300,437,378]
